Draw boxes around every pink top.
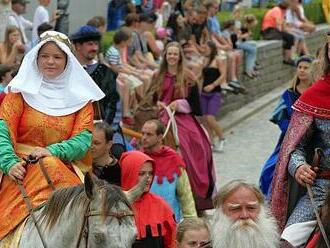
[262,6,285,31]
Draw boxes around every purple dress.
[159,72,216,210]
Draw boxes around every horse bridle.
[18,157,134,248]
[75,200,134,248]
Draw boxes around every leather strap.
[38,158,56,191]
[17,180,48,248]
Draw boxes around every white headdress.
[6,31,105,116]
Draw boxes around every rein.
[16,156,56,248]
[75,200,134,248]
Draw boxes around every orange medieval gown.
[0,92,94,239]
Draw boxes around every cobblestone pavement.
[213,101,280,189]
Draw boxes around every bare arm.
[144,31,162,58]
[212,33,232,51]
[215,56,227,85]
[0,43,22,65]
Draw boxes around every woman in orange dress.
[0,31,104,241]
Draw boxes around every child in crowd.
[105,28,146,126]
[176,218,212,248]
[223,18,258,78]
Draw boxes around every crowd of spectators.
[0,0,317,152]
[0,0,323,246]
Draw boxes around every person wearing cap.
[0,30,105,243]
[270,33,330,247]
[259,55,315,198]
[71,25,120,126]
[8,0,32,44]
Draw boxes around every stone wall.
[218,24,329,118]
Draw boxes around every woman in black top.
[200,41,227,152]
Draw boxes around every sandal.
[229,81,247,94]
[244,71,255,79]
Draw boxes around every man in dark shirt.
[71,25,119,125]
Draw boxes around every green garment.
[0,120,20,174]
[46,130,92,162]
[0,119,92,174]
[177,168,198,218]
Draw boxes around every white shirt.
[8,11,32,43]
[286,5,305,27]
[32,5,49,41]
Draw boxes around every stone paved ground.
[213,101,280,189]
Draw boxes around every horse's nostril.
[94,233,105,243]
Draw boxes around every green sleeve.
[177,167,198,218]
[46,130,92,162]
[0,120,20,174]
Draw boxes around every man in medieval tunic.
[270,33,330,247]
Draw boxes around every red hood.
[120,151,155,191]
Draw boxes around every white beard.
[211,206,280,248]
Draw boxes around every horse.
[13,173,137,248]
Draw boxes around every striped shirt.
[105,46,121,65]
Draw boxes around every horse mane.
[40,179,131,230]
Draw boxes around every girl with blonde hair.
[0,25,25,65]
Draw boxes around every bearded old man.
[211,180,280,248]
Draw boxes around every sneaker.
[221,83,239,95]
[212,138,226,152]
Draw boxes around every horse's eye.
[94,233,105,243]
